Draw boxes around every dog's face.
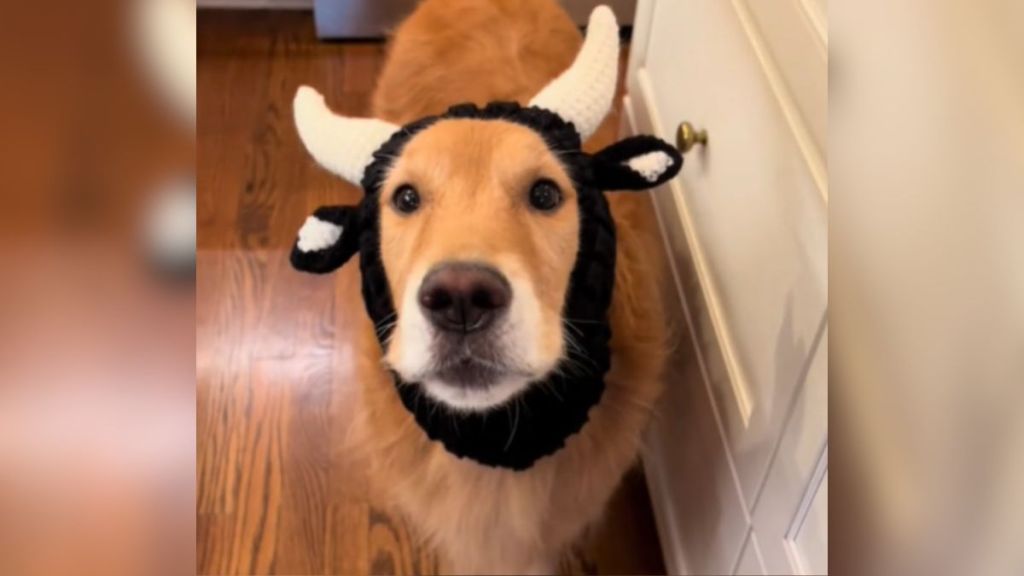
[378,119,580,412]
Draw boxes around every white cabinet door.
[751,330,828,575]
[735,532,766,575]
[627,0,828,573]
[630,0,827,503]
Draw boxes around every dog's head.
[290,7,680,413]
[375,116,582,411]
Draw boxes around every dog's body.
[338,1,668,573]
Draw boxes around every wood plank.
[324,502,370,576]
[197,250,274,515]
[274,357,333,574]
[251,251,336,359]
[227,357,289,575]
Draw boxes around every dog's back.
[373,0,583,124]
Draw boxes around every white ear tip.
[297,216,343,253]
[626,151,676,183]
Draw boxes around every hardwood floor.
[197,10,665,575]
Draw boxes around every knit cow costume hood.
[290,6,681,470]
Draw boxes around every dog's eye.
[528,180,562,212]
[392,185,421,214]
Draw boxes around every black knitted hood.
[291,101,681,470]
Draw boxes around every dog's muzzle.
[416,262,519,387]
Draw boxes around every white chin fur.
[421,377,532,412]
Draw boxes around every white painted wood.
[640,431,689,576]
[734,531,766,575]
[791,469,828,574]
[626,97,749,576]
[801,0,827,43]
[631,0,828,573]
[625,0,655,90]
[741,0,828,155]
[751,328,828,574]
[637,232,750,575]
[632,0,827,505]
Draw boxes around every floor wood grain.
[197,10,665,575]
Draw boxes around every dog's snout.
[418,263,511,333]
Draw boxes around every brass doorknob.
[676,121,708,153]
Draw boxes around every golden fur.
[380,120,581,378]
[347,0,667,572]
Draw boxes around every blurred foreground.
[0,0,194,574]
[831,0,1024,574]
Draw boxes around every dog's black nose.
[418,263,511,333]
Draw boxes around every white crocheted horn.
[293,85,400,185]
[529,5,620,141]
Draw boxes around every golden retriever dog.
[290,0,673,573]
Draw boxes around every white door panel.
[743,0,828,154]
[630,0,828,573]
[752,329,828,574]
[630,93,749,576]
[632,0,827,504]
[735,532,766,575]
[791,470,828,575]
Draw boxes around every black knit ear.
[290,204,361,274]
[590,135,683,191]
